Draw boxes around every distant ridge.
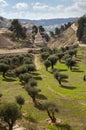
[0,16,77,31]
[19,17,77,31]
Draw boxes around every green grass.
[0,47,86,130]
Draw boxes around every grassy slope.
[0,47,86,130]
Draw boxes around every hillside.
[0,16,77,31]
[47,23,78,48]
[0,29,15,48]
[0,16,11,28]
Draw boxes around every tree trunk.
[47,110,56,123]
[58,79,61,86]
[32,96,37,105]
[8,123,13,130]
[51,64,54,70]
[51,116,56,123]
[3,72,5,78]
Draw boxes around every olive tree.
[0,63,9,77]
[54,71,68,86]
[48,55,58,69]
[0,103,21,130]
[44,60,51,71]
[43,102,58,123]
[25,85,41,105]
[15,95,25,109]
[19,73,32,83]
[65,59,77,71]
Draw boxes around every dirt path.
[0,48,29,55]
[34,54,40,70]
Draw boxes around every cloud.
[32,2,49,10]
[0,0,8,7]
[66,0,86,11]
[0,0,85,19]
[13,2,28,10]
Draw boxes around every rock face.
[34,29,45,47]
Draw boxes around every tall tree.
[39,25,45,33]
[77,16,86,41]
[55,27,60,35]
[32,25,38,34]
[9,19,26,40]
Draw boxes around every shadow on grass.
[76,59,81,62]
[32,72,41,76]
[72,67,84,72]
[37,94,47,100]
[61,85,76,90]
[3,77,16,82]
[6,73,16,78]
[35,102,44,111]
[34,76,42,80]
[56,123,72,130]
[59,69,68,72]
[62,80,68,83]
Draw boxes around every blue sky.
[0,0,86,19]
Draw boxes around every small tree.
[39,25,45,33]
[19,73,32,83]
[27,64,36,72]
[29,78,37,87]
[65,59,77,71]
[41,52,49,61]
[15,65,29,76]
[49,31,55,38]
[44,60,51,71]
[54,71,68,86]
[55,27,60,35]
[57,52,64,62]
[15,95,25,109]
[25,85,41,105]
[0,103,21,130]
[32,25,38,34]
[0,63,9,77]
[48,56,58,70]
[43,102,58,123]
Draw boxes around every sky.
[0,0,86,20]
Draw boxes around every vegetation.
[15,95,25,109]
[0,103,21,130]
[0,45,86,130]
[43,102,59,123]
[9,19,26,40]
[77,16,86,41]
[0,63,9,77]
[25,84,41,105]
